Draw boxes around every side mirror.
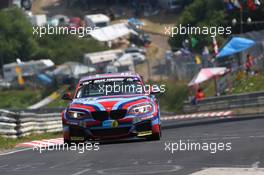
[62,92,72,101]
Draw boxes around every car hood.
[69,94,151,111]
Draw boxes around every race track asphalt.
[1,117,264,175]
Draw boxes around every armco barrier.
[183,91,264,113]
[0,110,62,138]
[0,108,173,138]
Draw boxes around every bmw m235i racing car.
[61,72,161,143]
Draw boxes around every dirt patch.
[136,33,170,81]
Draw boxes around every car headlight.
[128,103,153,116]
[67,111,87,119]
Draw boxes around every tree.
[0,7,107,66]
[0,8,38,63]
[169,0,264,51]
[34,34,106,64]
[169,0,228,51]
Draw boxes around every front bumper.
[63,115,160,141]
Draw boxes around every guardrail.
[0,109,62,138]
[0,107,175,138]
[183,91,264,113]
[3,90,263,138]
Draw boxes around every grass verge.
[203,73,264,97]
[231,74,264,94]
[0,132,62,151]
[0,89,43,109]
[156,80,188,113]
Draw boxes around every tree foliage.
[0,8,106,65]
[169,0,264,51]
[169,0,228,51]
[0,8,38,62]
[34,33,106,64]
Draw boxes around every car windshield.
[125,48,139,53]
[76,77,144,98]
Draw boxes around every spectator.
[245,54,254,75]
[196,88,205,101]
[191,88,205,105]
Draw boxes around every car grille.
[90,127,131,137]
[91,110,127,121]
[110,109,127,120]
[91,111,109,121]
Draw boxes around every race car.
[61,72,161,143]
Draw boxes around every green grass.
[0,132,62,150]
[202,73,264,97]
[0,86,70,109]
[46,98,69,108]
[0,89,43,109]
[157,74,264,113]
[46,88,75,108]
[202,80,217,97]
[231,74,264,94]
[156,80,189,113]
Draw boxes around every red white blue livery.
[61,72,161,143]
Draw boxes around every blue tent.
[216,37,255,58]
[128,18,144,27]
[37,74,53,85]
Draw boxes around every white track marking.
[0,148,32,156]
[49,159,80,169]
[0,164,8,168]
[191,168,264,175]
[13,164,32,171]
[252,161,261,168]
[222,136,241,140]
[132,161,138,165]
[71,168,91,175]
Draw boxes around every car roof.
[80,72,141,82]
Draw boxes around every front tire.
[148,133,161,141]
[64,139,72,145]
[147,125,161,141]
